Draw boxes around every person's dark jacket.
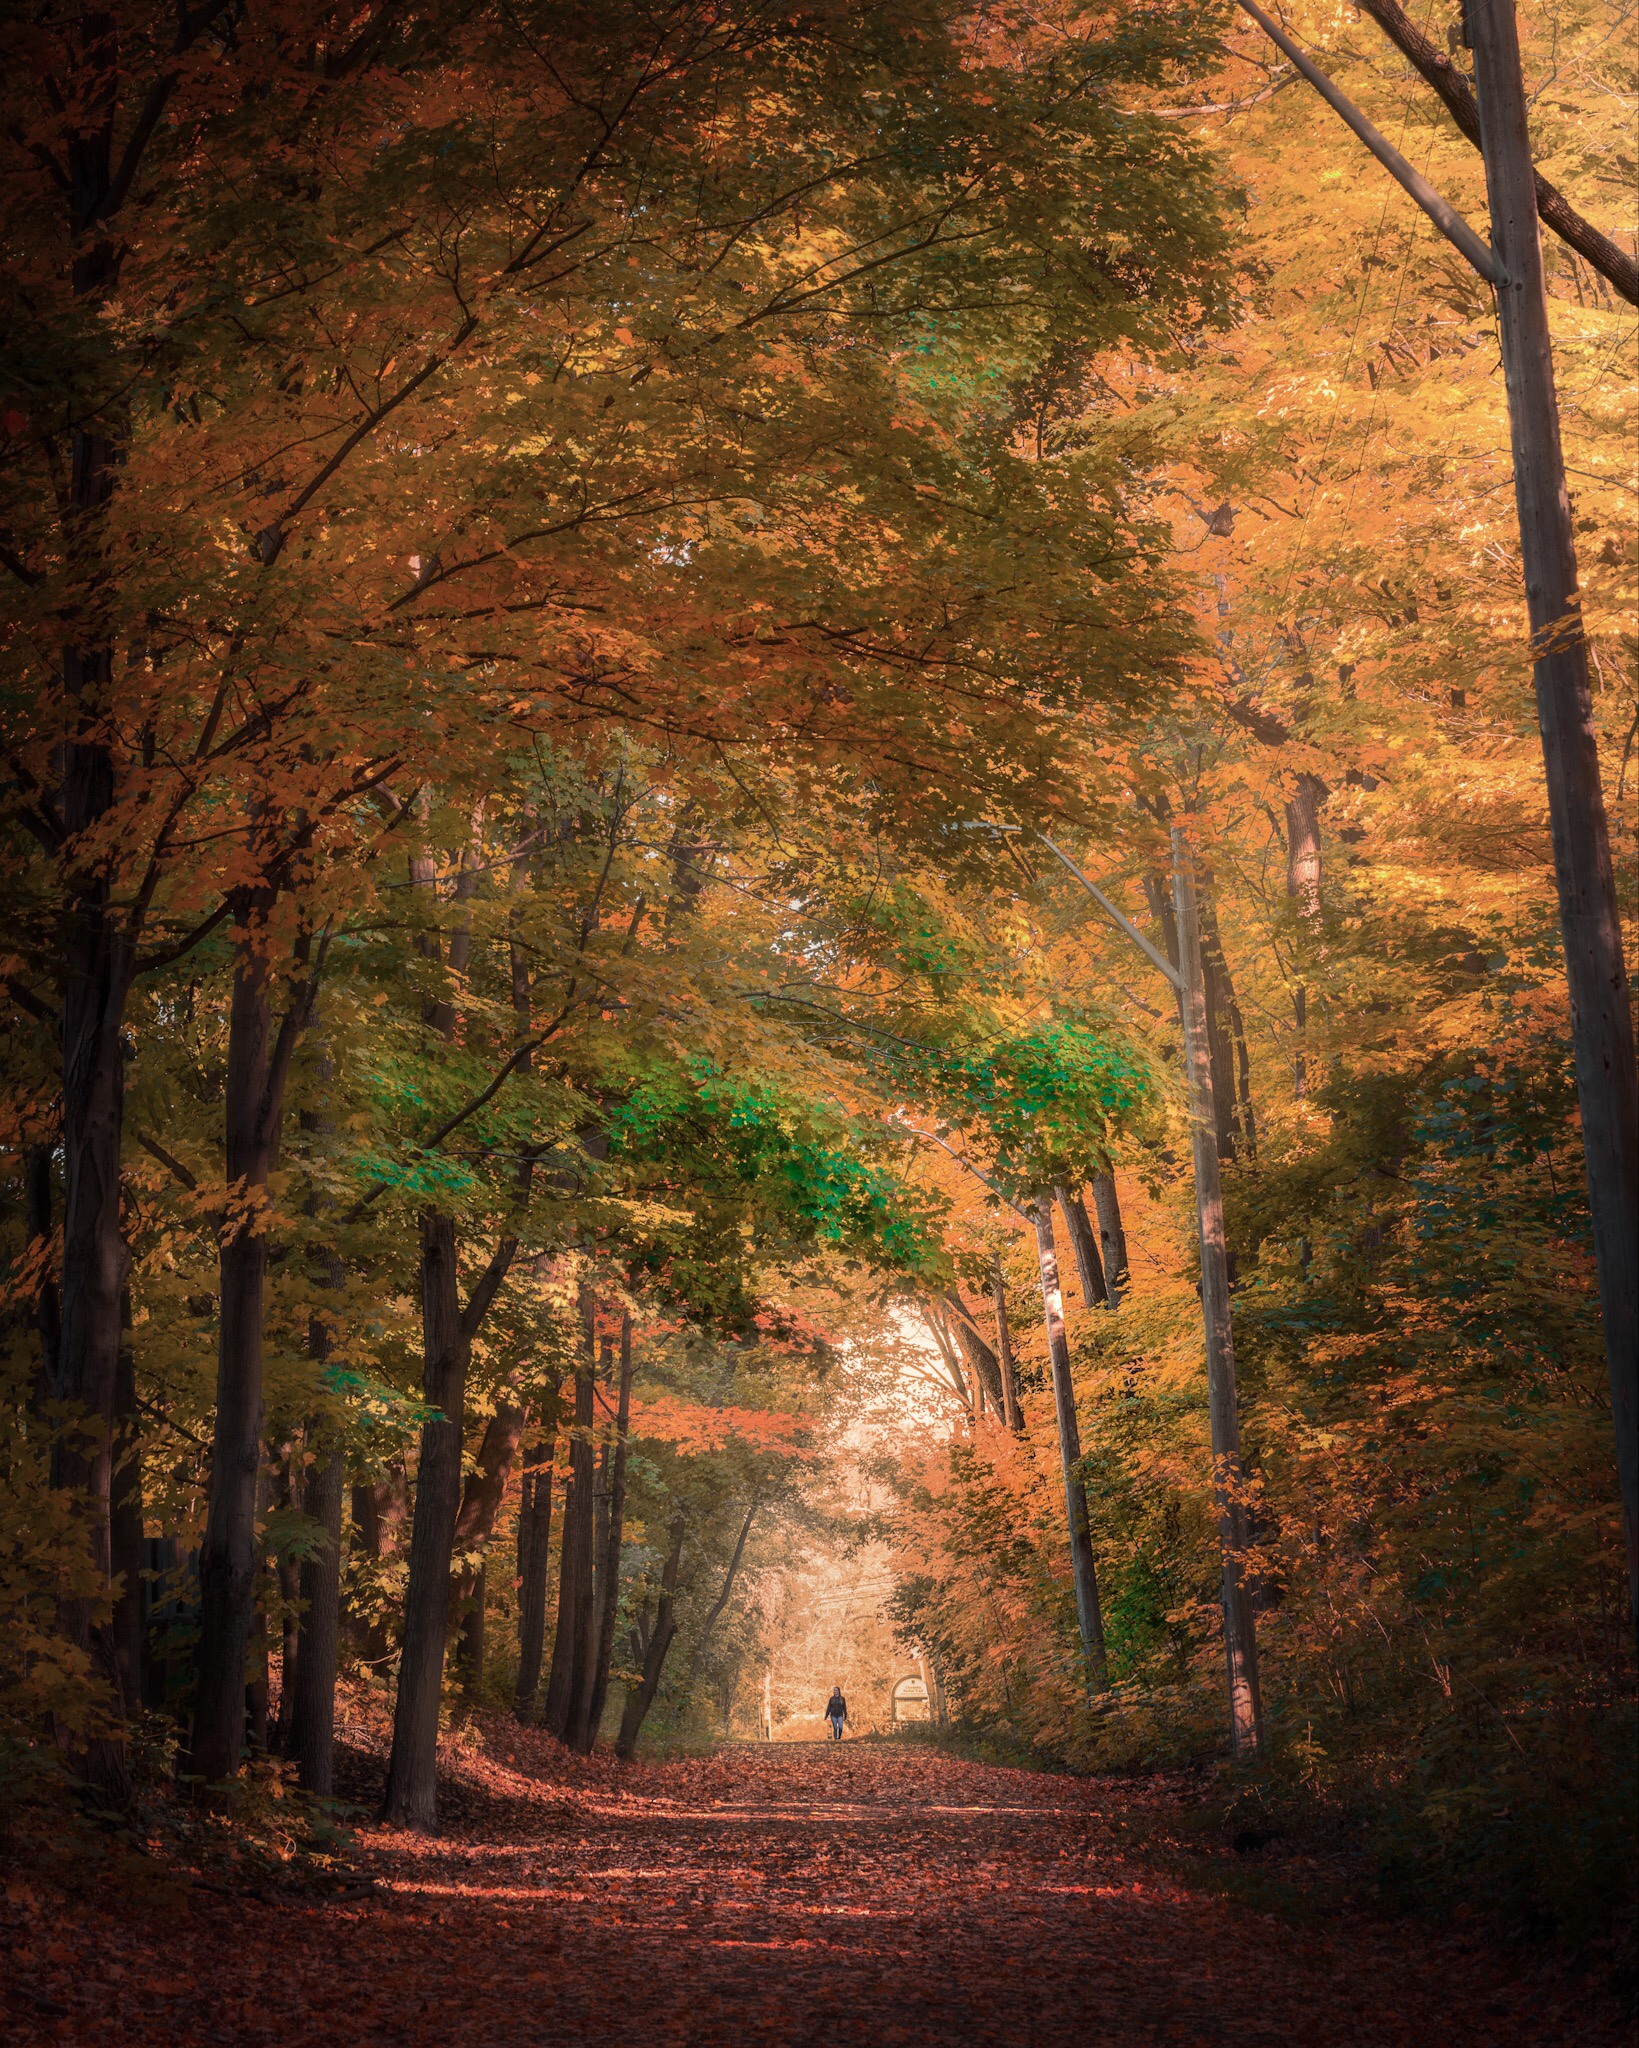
[826,1690,847,1722]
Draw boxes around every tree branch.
[1359,0,1637,305]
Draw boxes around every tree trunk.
[1056,1187,1109,1309]
[246,1602,271,1758]
[942,1294,1008,1416]
[544,1351,602,1736]
[1029,1196,1107,1684]
[990,1256,1024,1431]
[25,1145,61,1412]
[1198,887,1256,1164]
[542,1322,597,1740]
[1468,0,1639,1644]
[456,1563,486,1698]
[574,1314,635,1753]
[1171,826,1263,1755]
[1284,773,1326,1098]
[450,1402,526,1697]
[351,1466,406,1668]
[54,800,133,1798]
[615,1516,686,1760]
[272,1451,300,1754]
[1090,1171,1129,1308]
[514,1429,556,1720]
[381,1212,471,1829]
[290,1448,345,1797]
[109,1303,145,1721]
[192,941,275,1788]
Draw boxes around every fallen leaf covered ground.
[2,1729,1627,2046]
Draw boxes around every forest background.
[1,0,1633,1963]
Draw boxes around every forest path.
[3,1733,1618,2046]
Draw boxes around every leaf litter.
[1,1725,1625,2046]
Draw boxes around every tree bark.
[351,1466,406,1667]
[615,1515,686,1760]
[542,1312,597,1739]
[381,1212,469,1829]
[573,1313,635,1753]
[1283,773,1326,1098]
[1090,1171,1129,1308]
[272,1452,300,1755]
[450,1401,526,1696]
[990,1256,1024,1431]
[1198,888,1257,1164]
[942,1293,1009,1415]
[1029,1196,1107,1684]
[54,785,133,1797]
[192,928,312,1789]
[290,1448,345,1797]
[1171,827,1263,1755]
[1468,0,1639,1647]
[1056,1188,1109,1309]
[514,1427,556,1720]
[25,1145,61,1412]
[384,1219,519,1823]
[455,1563,486,1698]
[109,1301,144,1720]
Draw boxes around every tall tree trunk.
[245,1601,270,1757]
[192,927,310,1789]
[1283,773,1326,1098]
[385,818,521,1818]
[990,1256,1024,1431]
[1198,888,1256,1164]
[381,1212,469,1829]
[1172,827,1263,1755]
[290,1448,345,1797]
[290,1252,347,1798]
[25,1144,62,1412]
[578,1312,634,1748]
[1469,0,1639,1642]
[1029,1196,1107,1684]
[615,1516,686,1761]
[54,811,133,1798]
[1149,859,1255,1163]
[568,1445,610,1743]
[382,1217,515,1826]
[1056,1188,1109,1309]
[543,1325,597,1741]
[271,1451,299,1754]
[514,1426,556,1721]
[109,1299,144,1720]
[1090,1171,1129,1308]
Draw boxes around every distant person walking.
[825,1686,848,1741]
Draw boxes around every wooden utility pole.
[1029,1194,1108,1685]
[1466,0,1639,1646]
[1172,831,1263,1755]
[1237,0,1639,1647]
